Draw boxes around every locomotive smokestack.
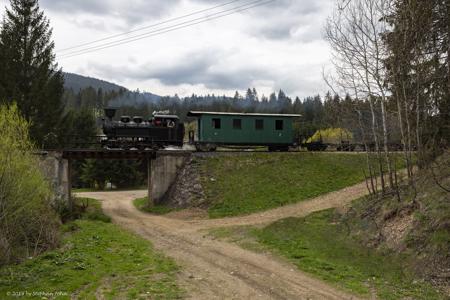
[104,108,117,121]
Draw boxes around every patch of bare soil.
[381,212,414,250]
[77,180,371,299]
[165,208,208,220]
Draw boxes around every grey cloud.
[88,55,325,99]
[254,0,322,15]
[40,0,181,25]
[40,0,328,34]
[247,0,330,42]
[72,18,108,31]
[147,62,271,90]
[192,0,321,15]
[40,0,111,15]
[257,19,295,40]
[40,0,329,42]
[91,50,271,90]
[276,68,325,97]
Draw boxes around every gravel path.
[77,181,369,299]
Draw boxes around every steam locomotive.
[101,108,185,150]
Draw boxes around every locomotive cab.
[152,114,179,128]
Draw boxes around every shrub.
[0,104,60,265]
[307,128,354,144]
[75,197,111,223]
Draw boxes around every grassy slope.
[133,197,178,215]
[342,154,450,293]
[0,198,182,299]
[209,209,442,299]
[201,153,399,218]
[253,210,442,299]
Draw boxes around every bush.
[307,128,353,144]
[0,104,60,265]
[75,197,111,223]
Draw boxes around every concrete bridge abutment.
[38,150,192,212]
[148,153,190,206]
[37,151,71,208]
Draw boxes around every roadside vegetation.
[201,153,403,218]
[0,197,183,299]
[254,210,442,299]
[0,104,60,266]
[339,152,450,296]
[133,197,178,215]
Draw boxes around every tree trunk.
[357,109,376,194]
[380,95,394,189]
[395,86,411,181]
[368,97,385,193]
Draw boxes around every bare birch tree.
[325,0,396,194]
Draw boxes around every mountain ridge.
[63,72,128,93]
[63,72,162,105]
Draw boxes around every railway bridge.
[37,149,192,212]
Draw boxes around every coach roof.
[187,111,301,118]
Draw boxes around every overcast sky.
[0,0,334,98]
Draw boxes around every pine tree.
[233,91,241,100]
[269,92,277,103]
[252,88,259,102]
[245,88,254,102]
[0,0,64,148]
[277,89,287,101]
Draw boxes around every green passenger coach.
[187,111,301,151]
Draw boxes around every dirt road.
[78,182,369,299]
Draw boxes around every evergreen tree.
[245,88,254,102]
[252,88,259,101]
[277,89,287,101]
[0,0,64,148]
[269,92,277,107]
[293,96,302,114]
[233,91,242,100]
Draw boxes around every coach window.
[233,119,242,130]
[255,119,264,130]
[275,120,284,130]
[212,118,221,129]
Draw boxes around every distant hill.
[63,72,162,107]
[63,72,127,93]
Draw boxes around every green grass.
[75,197,112,223]
[201,153,403,218]
[133,197,178,215]
[72,188,98,193]
[251,209,443,299]
[73,187,147,193]
[0,200,182,299]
